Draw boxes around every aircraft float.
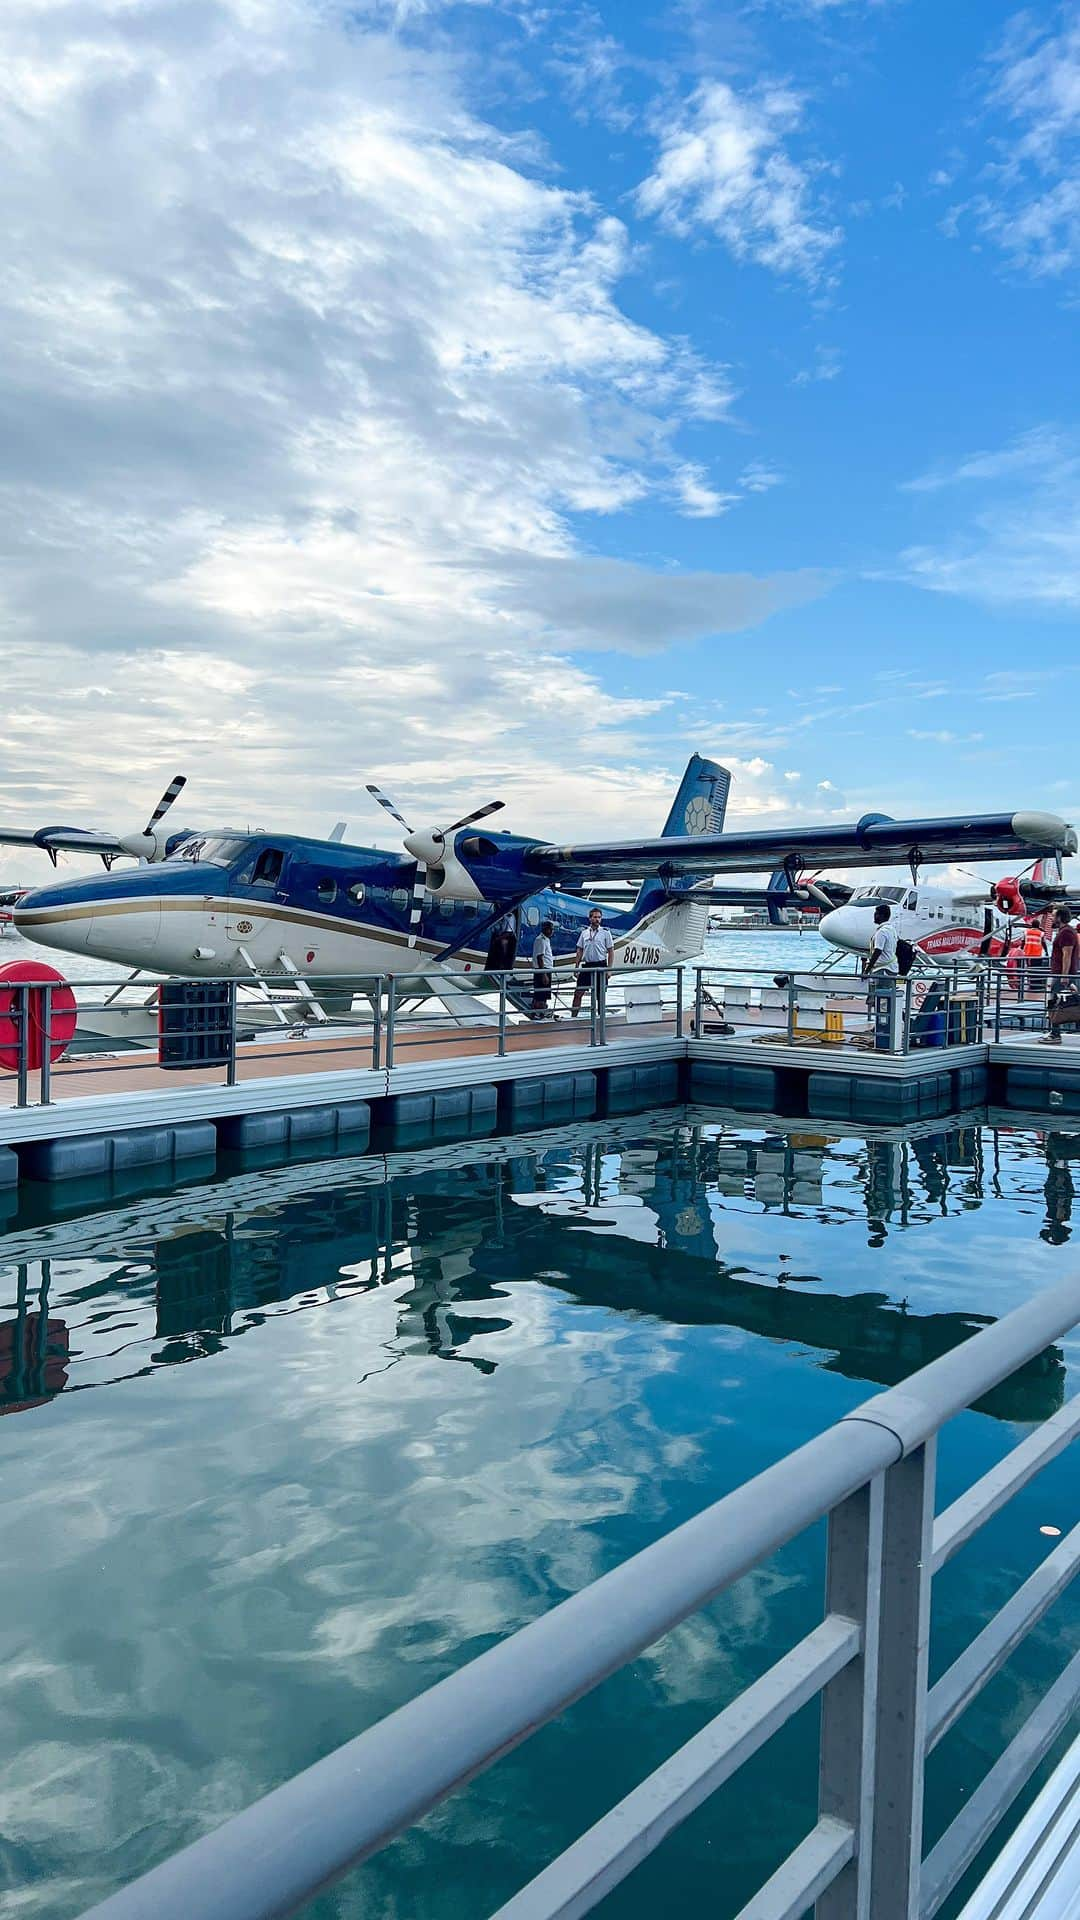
[0,759,1075,998]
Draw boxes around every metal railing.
[78,1276,1080,1920]
[0,958,1023,1110]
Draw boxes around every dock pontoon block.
[807,1071,953,1123]
[384,1084,498,1143]
[689,1060,779,1110]
[504,1073,596,1126]
[605,1062,681,1113]
[953,1064,989,1108]
[0,1146,17,1187]
[216,1102,371,1152]
[20,1120,218,1183]
[1004,1065,1080,1113]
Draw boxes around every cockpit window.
[852,884,905,906]
[168,836,252,867]
[250,848,284,889]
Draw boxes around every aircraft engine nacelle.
[994,876,1026,917]
[404,835,486,903]
[115,828,171,862]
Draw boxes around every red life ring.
[0,961,78,1073]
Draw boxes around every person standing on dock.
[1040,908,1080,1044]
[864,903,898,980]
[864,902,898,1012]
[531,918,555,1019]
[571,907,614,1018]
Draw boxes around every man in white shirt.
[865,902,898,1000]
[571,907,615,1016]
[531,918,555,1019]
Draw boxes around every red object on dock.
[0,961,78,1072]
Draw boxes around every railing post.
[994,963,1002,1044]
[498,973,507,1057]
[818,1475,885,1920]
[902,974,913,1055]
[386,976,396,1070]
[589,973,598,1047]
[16,983,29,1108]
[598,969,607,1046]
[787,976,796,1044]
[694,967,704,1039]
[39,983,52,1105]
[372,977,383,1071]
[866,1440,936,1920]
[225,981,238,1086]
[675,966,684,1039]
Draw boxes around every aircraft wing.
[0,824,125,857]
[528,810,1077,882]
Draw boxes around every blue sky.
[0,0,1077,875]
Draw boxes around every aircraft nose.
[819,906,865,953]
[13,886,96,954]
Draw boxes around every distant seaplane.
[817,859,1073,962]
[0,762,1074,999]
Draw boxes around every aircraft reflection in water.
[3,1113,1078,1425]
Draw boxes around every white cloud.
[791,345,843,385]
[0,0,819,868]
[897,425,1080,607]
[739,460,785,492]
[671,464,737,518]
[953,12,1080,276]
[635,81,841,281]
[669,457,785,517]
[907,729,984,745]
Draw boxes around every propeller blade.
[144,774,186,834]
[366,784,413,833]
[407,861,426,948]
[443,800,505,836]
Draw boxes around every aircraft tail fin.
[766,867,794,927]
[632,755,730,920]
[1032,853,1064,888]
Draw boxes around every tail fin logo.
[684,796,714,835]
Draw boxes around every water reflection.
[1,1111,1075,1424]
[1,1109,1078,1920]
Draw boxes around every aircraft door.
[225,846,289,962]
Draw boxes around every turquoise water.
[1,1109,1078,1919]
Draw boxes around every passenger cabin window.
[317,877,337,904]
[250,848,284,889]
[348,882,366,905]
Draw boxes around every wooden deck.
[0,1014,676,1108]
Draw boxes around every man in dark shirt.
[1051,908,1079,981]
[1041,909,1080,1043]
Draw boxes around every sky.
[1,0,1079,881]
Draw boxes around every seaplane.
[815,858,1077,964]
[0,762,1074,1018]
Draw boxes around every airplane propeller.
[115,774,188,862]
[365,785,505,947]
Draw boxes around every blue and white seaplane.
[0,759,1074,1015]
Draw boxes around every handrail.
[2,956,1010,1108]
[79,1273,1080,1920]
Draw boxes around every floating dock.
[1,1005,1078,1193]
